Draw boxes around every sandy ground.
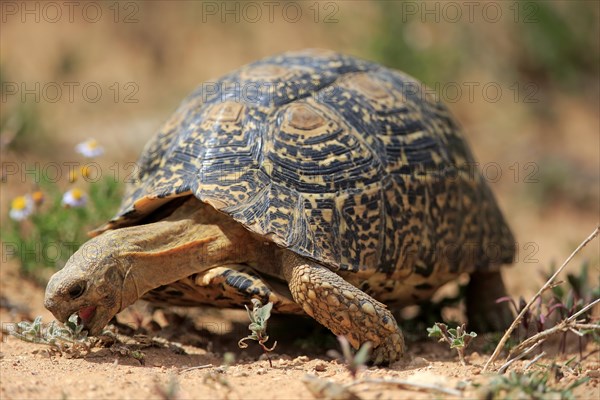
[1,258,599,400]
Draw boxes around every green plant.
[0,103,48,153]
[398,285,465,340]
[427,322,477,366]
[479,370,589,400]
[2,174,122,281]
[334,336,372,379]
[496,262,600,356]
[8,314,94,357]
[237,299,277,367]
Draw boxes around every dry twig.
[483,225,599,372]
[179,364,213,373]
[349,377,463,397]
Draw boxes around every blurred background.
[1,1,598,300]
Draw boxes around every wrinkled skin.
[44,235,127,335]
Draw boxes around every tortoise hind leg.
[466,270,514,332]
[282,255,405,365]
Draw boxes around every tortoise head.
[44,232,129,335]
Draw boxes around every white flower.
[62,188,88,208]
[75,139,104,158]
[9,195,34,221]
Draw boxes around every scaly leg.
[283,255,405,364]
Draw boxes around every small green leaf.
[256,302,274,322]
[248,322,261,332]
[426,325,442,337]
[223,352,236,366]
[353,342,372,366]
[337,336,353,362]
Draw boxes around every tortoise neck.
[116,199,260,310]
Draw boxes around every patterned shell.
[99,49,514,279]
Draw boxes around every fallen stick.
[498,341,543,374]
[524,351,546,371]
[349,377,463,397]
[179,364,213,373]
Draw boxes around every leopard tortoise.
[45,49,515,364]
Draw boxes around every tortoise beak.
[44,292,71,324]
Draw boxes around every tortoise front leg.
[282,256,405,364]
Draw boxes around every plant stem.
[483,225,599,372]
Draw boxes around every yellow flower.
[75,139,104,158]
[9,195,33,221]
[62,188,88,208]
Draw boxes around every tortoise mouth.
[78,305,97,327]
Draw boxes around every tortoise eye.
[68,282,86,300]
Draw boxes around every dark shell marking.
[102,50,514,298]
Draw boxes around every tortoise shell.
[98,49,514,283]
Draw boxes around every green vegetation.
[368,1,598,92]
[427,322,477,366]
[8,314,93,357]
[479,370,589,400]
[238,299,277,366]
[2,174,122,281]
[334,336,372,379]
[497,262,600,354]
[0,103,47,154]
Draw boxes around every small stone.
[256,368,267,375]
[294,355,310,363]
[233,371,249,377]
[410,357,429,368]
[314,362,327,372]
